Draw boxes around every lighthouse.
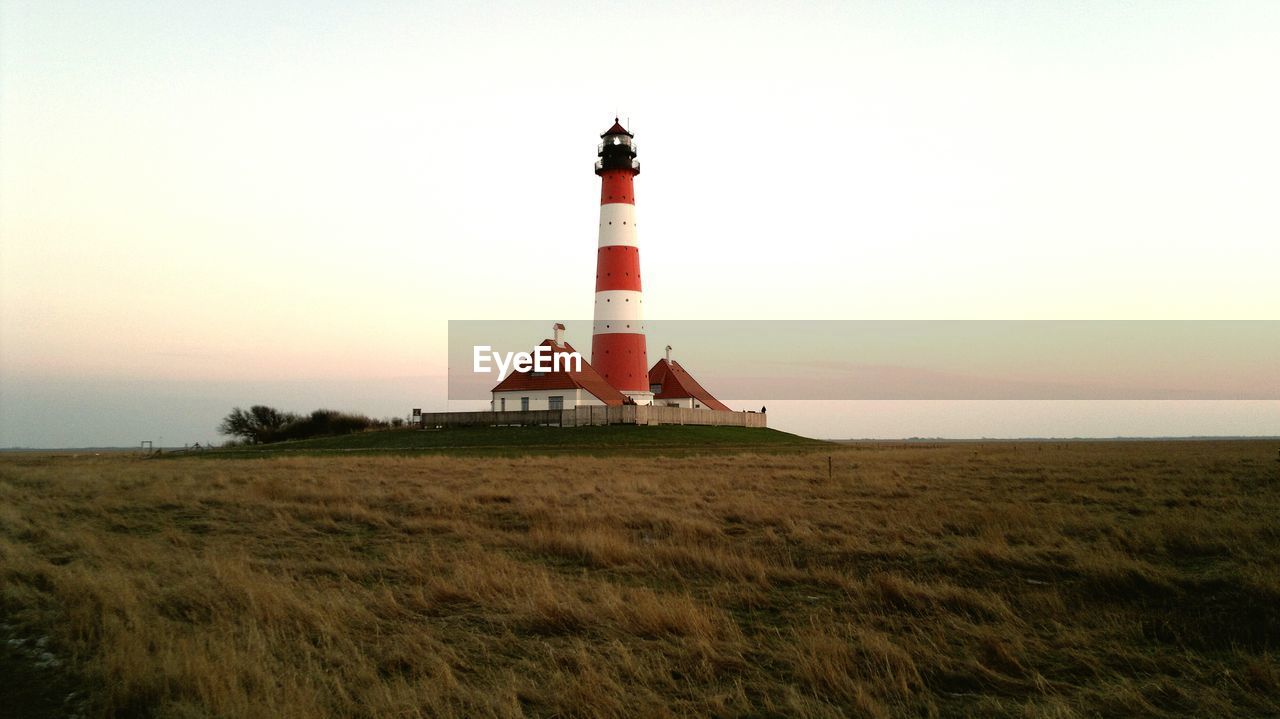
[488,118,731,415]
[591,119,653,404]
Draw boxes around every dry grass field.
[1,440,1278,718]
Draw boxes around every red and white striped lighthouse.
[591,119,652,404]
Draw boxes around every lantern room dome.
[600,118,633,138]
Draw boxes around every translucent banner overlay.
[449,321,1279,401]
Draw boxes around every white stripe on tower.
[598,204,638,247]
[593,289,645,333]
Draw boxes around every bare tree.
[217,406,298,444]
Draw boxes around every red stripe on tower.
[595,246,641,291]
[600,171,634,204]
[591,118,652,402]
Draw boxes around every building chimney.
[553,322,566,347]
[665,345,672,362]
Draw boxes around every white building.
[490,324,627,411]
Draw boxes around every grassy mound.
[206,424,824,457]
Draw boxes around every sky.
[1,0,1278,446]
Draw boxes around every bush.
[218,406,388,444]
[218,406,301,444]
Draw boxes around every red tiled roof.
[648,358,731,411]
[491,340,627,406]
[600,119,633,137]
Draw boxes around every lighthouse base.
[622,391,655,406]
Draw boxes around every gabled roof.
[601,118,633,138]
[648,358,731,411]
[491,339,628,406]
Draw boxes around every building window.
[521,397,529,411]
[500,398,506,411]
[650,383,662,394]
[548,396,564,410]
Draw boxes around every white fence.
[418,406,767,429]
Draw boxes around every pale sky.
[1,1,1278,446]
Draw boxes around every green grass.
[198,425,825,458]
